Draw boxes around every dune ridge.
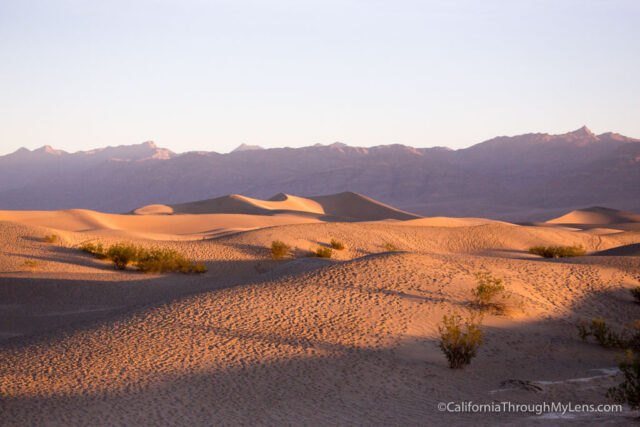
[547,206,640,226]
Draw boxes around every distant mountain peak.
[232,143,264,152]
[567,126,597,139]
[34,145,65,155]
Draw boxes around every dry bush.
[271,240,290,259]
[607,351,640,409]
[23,260,38,269]
[577,318,640,350]
[79,241,206,274]
[528,245,586,258]
[106,243,139,270]
[471,272,509,314]
[384,242,397,252]
[44,234,59,243]
[136,248,206,274]
[438,313,484,369]
[330,239,345,250]
[313,247,333,258]
[79,241,107,259]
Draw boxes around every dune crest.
[138,191,420,221]
[545,206,640,232]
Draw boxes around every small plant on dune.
[44,234,59,243]
[23,260,38,269]
[438,313,483,369]
[607,351,640,409]
[577,318,640,350]
[106,242,140,270]
[471,272,508,314]
[528,245,587,258]
[631,287,640,304]
[384,242,397,252]
[330,239,345,250]
[313,247,333,258]
[77,241,206,274]
[271,240,290,259]
[136,248,207,274]
[79,241,107,259]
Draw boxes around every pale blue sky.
[0,0,639,155]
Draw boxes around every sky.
[0,0,639,155]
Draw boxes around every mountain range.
[1,126,638,221]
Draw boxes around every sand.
[1,197,640,425]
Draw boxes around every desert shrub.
[44,234,59,243]
[79,241,107,259]
[438,313,483,369]
[79,241,96,253]
[471,272,508,313]
[384,242,397,252]
[607,351,640,409]
[313,247,333,258]
[136,248,206,274]
[528,245,586,258]
[106,242,139,270]
[191,263,208,274]
[77,241,206,274]
[330,239,345,250]
[577,318,640,350]
[631,287,640,304]
[271,240,290,259]
[23,260,38,269]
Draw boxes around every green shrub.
[330,239,345,250]
[44,234,59,243]
[271,240,290,259]
[106,243,139,270]
[79,241,96,253]
[384,242,397,252]
[528,245,586,258]
[136,248,206,274]
[79,241,107,259]
[471,272,508,313]
[577,318,640,350]
[313,247,333,258]
[607,351,640,409]
[631,287,640,304]
[438,313,483,369]
[191,263,207,274]
[78,241,207,274]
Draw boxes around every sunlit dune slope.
[0,209,322,240]
[546,206,640,231]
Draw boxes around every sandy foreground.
[1,199,640,425]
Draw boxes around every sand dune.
[547,206,640,227]
[399,217,508,227]
[135,191,421,221]
[0,209,322,240]
[1,200,640,424]
[1,192,423,240]
[163,193,326,216]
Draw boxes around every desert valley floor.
[1,192,639,425]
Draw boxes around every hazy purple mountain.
[0,127,638,221]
